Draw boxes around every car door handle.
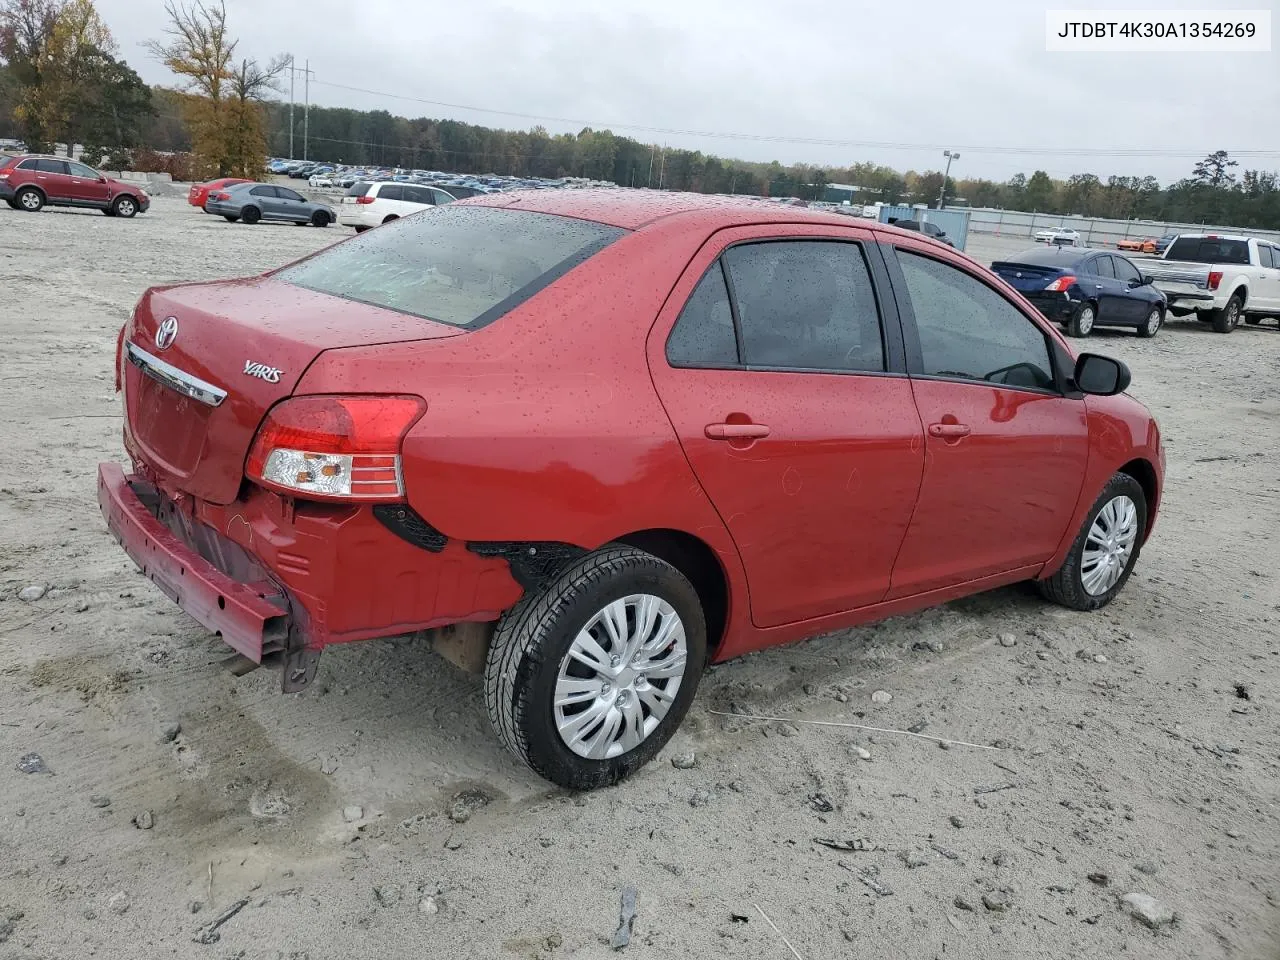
[705,423,770,440]
[928,422,971,439]
[1095,283,1104,289]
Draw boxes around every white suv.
[338,181,457,232]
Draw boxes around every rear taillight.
[1208,271,1223,291]
[0,172,9,180]
[213,192,230,201]
[114,325,126,392]
[355,196,375,204]
[1045,275,1076,292]
[246,395,425,501]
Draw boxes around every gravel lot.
[1,197,1278,960]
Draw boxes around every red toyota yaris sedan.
[99,191,1164,790]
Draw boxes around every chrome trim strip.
[125,342,227,408]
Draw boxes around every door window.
[277,187,304,202]
[67,161,98,178]
[722,241,885,373]
[1091,255,1116,279]
[378,184,404,202]
[17,158,40,170]
[666,264,738,366]
[403,186,435,205]
[1260,245,1275,268]
[35,158,68,174]
[896,250,1056,391]
[250,185,276,197]
[1113,256,1142,283]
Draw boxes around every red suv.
[0,153,150,217]
[98,192,1164,789]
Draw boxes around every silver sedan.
[204,181,337,227]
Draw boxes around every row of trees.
[2,0,1278,228]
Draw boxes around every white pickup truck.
[1136,233,1280,332]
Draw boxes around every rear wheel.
[1067,302,1096,338]
[241,206,261,225]
[353,226,369,233]
[484,546,706,791]
[382,214,398,225]
[1212,293,1242,333]
[1137,305,1163,338]
[1039,472,1146,612]
[223,214,239,222]
[310,209,330,227]
[15,187,43,212]
[112,195,138,218]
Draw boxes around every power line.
[306,77,1279,162]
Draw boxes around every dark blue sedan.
[991,247,1167,338]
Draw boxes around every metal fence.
[954,207,1280,248]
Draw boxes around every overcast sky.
[96,0,1278,184]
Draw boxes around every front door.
[648,227,924,628]
[275,185,309,221]
[882,242,1090,597]
[64,160,112,206]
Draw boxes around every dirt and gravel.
[1,197,1278,960]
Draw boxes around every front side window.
[67,161,98,178]
[896,250,1055,392]
[1113,257,1141,283]
[279,205,625,329]
[1260,245,1275,269]
[278,187,304,202]
[723,241,885,373]
[666,264,738,366]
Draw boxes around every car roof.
[999,247,1102,266]
[464,187,895,232]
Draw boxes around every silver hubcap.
[119,200,134,215]
[20,192,39,209]
[1145,309,1160,334]
[1228,302,1239,327]
[554,594,687,760]
[1078,307,1095,334]
[1081,495,1139,596]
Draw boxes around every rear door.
[647,225,924,627]
[247,184,280,218]
[1111,254,1151,321]
[378,183,406,216]
[881,240,1089,596]
[1255,244,1280,312]
[34,158,72,199]
[1086,255,1127,322]
[64,160,111,206]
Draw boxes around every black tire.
[4,199,15,209]
[353,226,369,233]
[241,206,261,225]
[1137,305,1163,338]
[382,214,398,225]
[112,195,138,218]
[1067,301,1096,338]
[1212,293,1243,333]
[15,186,43,212]
[484,546,707,791]
[1038,472,1147,612]
[310,209,330,227]
[223,214,239,222]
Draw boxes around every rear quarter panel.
[293,216,743,560]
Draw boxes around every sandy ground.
[0,197,1278,960]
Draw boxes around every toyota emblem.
[155,316,179,351]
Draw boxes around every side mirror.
[1074,353,1131,396]
[1127,277,1143,288]
[1140,273,1153,285]
[98,176,106,183]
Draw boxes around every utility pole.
[303,59,313,162]
[286,55,295,160]
[647,143,655,188]
[938,149,959,209]
[658,144,666,190]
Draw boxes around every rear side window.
[1167,237,1250,264]
[279,206,626,329]
[403,186,435,206]
[1092,256,1116,279]
[379,184,404,201]
[667,265,738,366]
[35,158,67,173]
[250,185,276,197]
[723,241,885,373]
[896,250,1055,392]
[345,182,371,198]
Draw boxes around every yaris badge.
[155,317,179,351]
[243,361,283,384]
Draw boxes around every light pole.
[938,149,959,209]
[286,55,294,160]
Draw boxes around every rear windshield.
[345,182,372,198]
[278,205,626,329]
[1167,237,1251,265]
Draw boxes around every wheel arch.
[1229,284,1248,308]
[613,528,730,660]
[16,183,47,201]
[1117,457,1159,540]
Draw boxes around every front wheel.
[1067,302,1096,338]
[1137,306,1163,338]
[112,196,138,218]
[484,547,706,791]
[223,214,239,222]
[1038,473,1146,611]
[310,210,330,227]
[1212,294,1242,333]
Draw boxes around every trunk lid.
[990,261,1066,292]
[122,276,462,504]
